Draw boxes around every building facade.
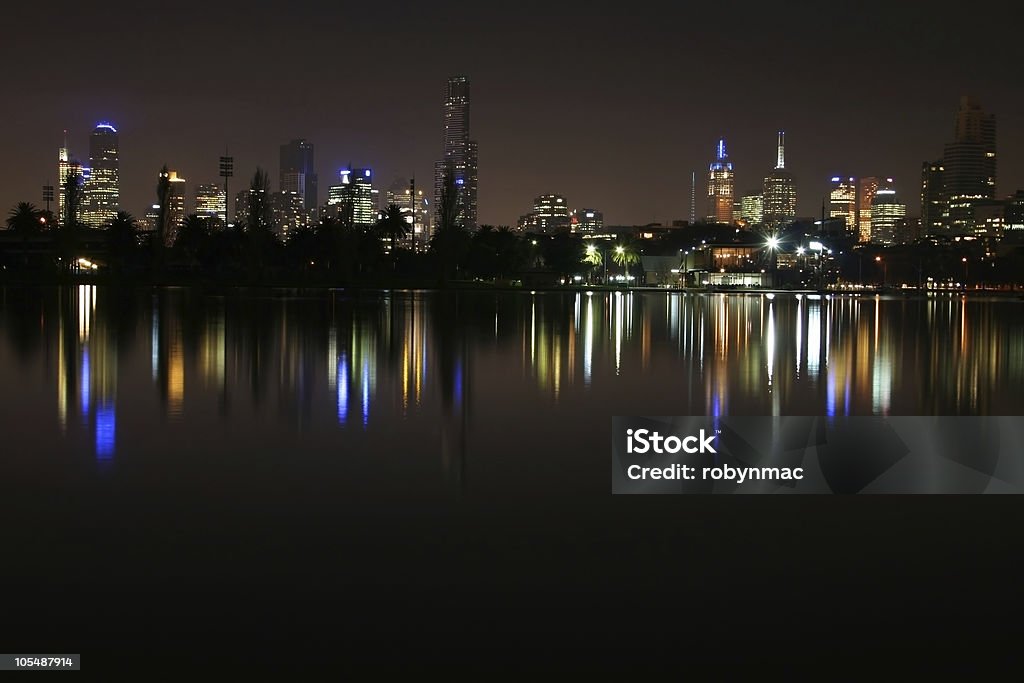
[943,96,997,233]
[280,139,318,221]
[920,161,945,234]
[570,208,603,235]
[870,182,907,245]
[326,168,378,227]
[434,76,479,230]
[518,194,571,233]
[762,132,796,228]
[706,138,734,224]
[194,183,226,223]
[856,176,881,242]
[828,177,857,234]
[80,123,120,228]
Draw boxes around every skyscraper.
[920,161,945,235]
[943,96,997,232]
[280,139,318,221]
[386,182,431,250]
[762,132,796,228]
[870,180,906,245]
[327,168,377,227]
[828,177,857,234]
[857,177,880,242]
[706,138,734,224]
[194,183,226,222]
[57,130,85,226]
[434,76,478,229]
[738,194,764,226]
[166,171,187,245]
[269,191,305,238]
[81,123,120,228]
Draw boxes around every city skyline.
[2,3,1022,228]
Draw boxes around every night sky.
[2,1,1021,226]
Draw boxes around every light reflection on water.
[2,286,1024,464]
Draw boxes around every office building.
[194,183,226,223]
[386,183,431,249]
[762,132,796,228]
[326,168,377,227]
[857,176,880,242]
[736,194,763,226]
[280,139,318,221]
[80,123,120,228]
[518,194,571,233]
[570,208,603,235]
[269,190,305,238]
[706,138,734,224]
[943,97,997,232]
[434,76,479,229]
[828,177,857,234]
[166,171,187,245]
[920,161,945,234]
[870,181,906,245]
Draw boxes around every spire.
[717,138,727,161]
[776,131,785,170]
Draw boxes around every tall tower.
[82,123,120,228]
[57,130,84,226]
[920,161,945,235]
[434,76,478,229]
[762,131,796,228]
[943,96,996,232]
[706,139,734,224]
[280,139,317,221]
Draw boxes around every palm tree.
[430,162,468,282]
[175,214,210,266]
[106,211,138,275]
[6,202,44,235]
[612,241,641,285]
[374,203,410,267]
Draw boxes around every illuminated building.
[57,130,86,226]
[943,96,997,233]
[194,183,226,222]
[434,76,478,229]
[1004,191,1024,240]
[80,123,120,228]
[738,194,763,226]
[386,183,431,249]
[326,168,377,227]
[166,171,187,244]
[706,138,734,224]
[518,194,570,233]
[762,132,796,227]
[280,139,318,221]
[828,177,857,234]
[269,190,305,238]
[920,161,945,234]
[857,177,880,242]
[969,199,1005,237]
[870,181,906,245]
[570,208,603,235]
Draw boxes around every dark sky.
[2,1,1021,226]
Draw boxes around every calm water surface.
[2,286,1023,665]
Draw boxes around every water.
[1,285,1022,666]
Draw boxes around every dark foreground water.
[1,286,1023,671]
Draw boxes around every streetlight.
[962,257,968,289]
[875,255,886,288]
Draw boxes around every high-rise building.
[828,177,857,234]
[56,130,86,225]
[326,168,377,227]
[269,191,305,238]
[194,183,226,222]
[386,182,431,250]
[1004,191,1024,240]
[280,139,318,221]
[434,76,478,229]
[518,194,571,233]
[706,138,734,224]
[80,123,120,228]
[166,171,187,245]
[870,180,906,245]
[920,161,945,235]
[762,132,796,228]
[570,209,603,235]
[737,194,763,226]
[856,176,880,242]
[943,96,997,232]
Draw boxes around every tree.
[429,162,469,282]
[612,241,641,284]
[58,173,85,274]
[6,202,45,235]
[175,214,210,266]
[106,211,139,276]
[375,203,410,267]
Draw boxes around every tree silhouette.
[106,211,138,276]
[175,214,210,265]
[430,162,469,283]
[375,203,410,267]
[6,202,44,235]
